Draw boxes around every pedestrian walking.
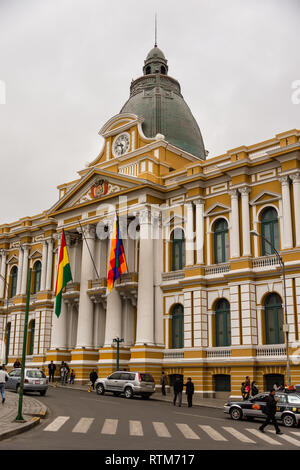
[64,362,70,384]
[184,377,194,408]
[251,380,259,397]
[160,371,168,396]
[69,369,75,384]
[0,365,9,404]
[48,361,56,383]
[259,389,283,435]
[89,369,98,390]
[173,376,183,407]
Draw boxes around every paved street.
[0,386,300,450]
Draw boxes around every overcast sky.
[0,0,299,224]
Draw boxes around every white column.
[229,189,240,258]
[208,311,213,347]
[0,250,7,298]
[239,187,251,257]
[21,246,29,295]
[195,199,205,264]
[46,238,53,291]
[76,225,96,348]
[40,241,48,291]
[16,247,23,295]
[104,289,122,346]
[185,202,194,266]
[280,176,293,249]
[135,208,154,345]
[291,172,300,247]
[122,297,135,347]
[154,213,164,346]
[50,300,68,349]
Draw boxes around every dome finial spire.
[154,12,157,47]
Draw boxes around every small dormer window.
[161,66,166,75]
[145,66,151,75]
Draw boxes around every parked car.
[6,368,48,396]
[95,371,155,399]
[224,390,300,427]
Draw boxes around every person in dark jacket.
[251,381,259,397]
[90,369,98,390]
[173,377,183,407]
[259,389,283,434]
[48,361,56,383]
[184,377,194,407]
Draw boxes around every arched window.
[161,65,166,75]
[171,228,185,271]
[171,304,184,349]
[10,266,18,298]
[215,299,231,347]
[5,323,11,365]
[33,261,42,294]
[27,320,35,355]
[264,293,284,344]
[214,219,229,264]
[261,207,279,255]
[145,66,151,75]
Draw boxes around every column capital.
[290,171,300,183]
[229,188,239,198]
[193,198,205,206]
[238,186,251,196]
[279,175,290,185]
[138,207,152,225]
[78,224,96,239]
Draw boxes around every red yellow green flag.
[54,230,72,317]
[107,217,127,293]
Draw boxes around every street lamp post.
[250,230,291,386]
[113,337,124,371]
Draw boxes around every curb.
[0,416,41,442]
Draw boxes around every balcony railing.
[206,347,232,359]
[164,350,185,359]
[205,263,230,276]
[162,270,185,282]
[252,255,280,269]
[256,344,286,357]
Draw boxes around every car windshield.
[140,373,154,383]
[288,395,300,404]
[26,370,46,378]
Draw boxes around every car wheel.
[40,390,46,396]
[124,387,133,399]
[282,414,296,427]
[96,384,105,395]
[230,407,243,420]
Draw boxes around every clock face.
[113,133,130,157]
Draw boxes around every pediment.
[250,191,281,206]
[7,255,18,265]
[48,169,140,215]
[99,113,144,138]
[205,203,231,216]
[29,250,42,260]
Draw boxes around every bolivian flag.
[107,216,127,293]
[54,230,72,317]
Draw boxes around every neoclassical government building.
[1,45,300,397]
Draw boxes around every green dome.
[120,47,206,159]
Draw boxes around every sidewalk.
[49,382,227,409]
[0,391,47,441]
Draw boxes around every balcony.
[164,349,185,360]
[252,255,280,270]
[63,282,80,301]
[206,347,232,359]
[256,344,286,358]
[162,270,185,282]
[205,263,230,276]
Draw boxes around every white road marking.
[269,430,300,447]
[153,422,171,438]
[176,423,200,440]
[222,426,255,443]
[129,420,143,436]
[247,428,282,445]
[198,425,227,441]
[44,416,70,432]
[72,417,94,433]
[101,419,118,435]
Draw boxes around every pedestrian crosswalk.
[43,416,300,447]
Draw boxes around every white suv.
[95,371,155,399]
